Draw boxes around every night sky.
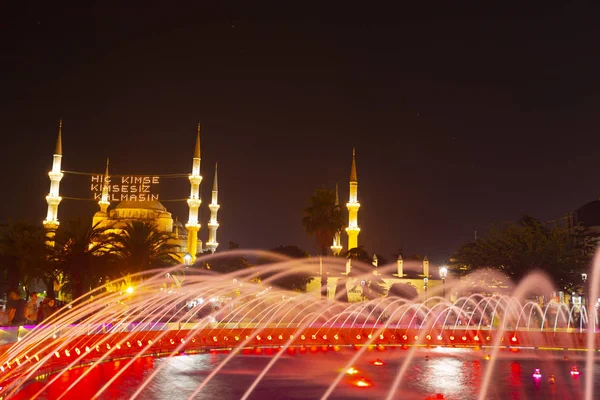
[2,3,600,265]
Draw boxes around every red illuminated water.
[12,348,597,400]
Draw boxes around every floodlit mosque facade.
[42,120,442,300]
[43,121,219,262]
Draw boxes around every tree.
[450,215,589,291]
[301,187,345,297]
[52,219,116,300]
[259,245,314,292]
[387,282,418,300]
[0,221,50,297]
[109,221,179,274]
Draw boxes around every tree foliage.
[258,245,314,292]
[109,221,179,273]
[450,216,590,291]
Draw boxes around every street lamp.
[183,253,192,266]
[439,266,448,299]
[582,272,588,307]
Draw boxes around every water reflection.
[11,350,597,400]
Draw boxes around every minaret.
[43,120,64,240]
[345,148,360,250]
[423,256,430,278]
[396,254,404,277]
[186,123,203,261]
[99,158,110,213]
[206,162,220,254]
[330,183,343,256]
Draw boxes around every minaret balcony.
[185,222,201,230]
[45,195,62,205]
[209,204,220,211]
[188,175,202,185]
[48,171,64,180]
[345,226,361,234]
[187,198,201,207]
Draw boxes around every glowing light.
[356,335,361,340]
[426,335,431,341]
[346,367,359,375]
[533,368,542,379]
[223,336,228,341]
[474,336,480,341]
[322,335,327,340]
[437,335,443,340]
[137,340,142,347]
[484,355,491,360]
[54,351,60,359]
[65,350,70,357]
[301,335,306,340]
[334,334,339,340]
[449,336,455,341]
[75,348,81,355]
[126,286,134,294]
[235,336,240,341]
[312,335,316,340]
[213,336,218,342]
[148,340,152,345]
[170,339,175,344]
[267,335,272,341]
[96,345,100,352]
[256,335,261,341]
[127,342,131,348]
[353,377,373,388]
[372,359,385,366]
[402,335,408,340]
[367,334,372,339]
[548,374,555,384]
[571,366,580,376]
[511,336,517,342]
[116,344,121,350]
[379,334,384,340]
[278,335,283,340]
[415,335,419,340]
[106,344,111,350]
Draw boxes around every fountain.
[0,249,597,399]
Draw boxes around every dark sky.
[2,3,600,265]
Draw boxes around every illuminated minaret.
[330,183,342,256]
[206,162,220,254]
[186,123,203,261]
[99,158,110,213]
[43,120,64,238]
[345,148,360,250]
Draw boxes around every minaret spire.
[345,148,360,251]
[206,162,220,254]
[55,119,63,155]
[331,183,342,256]
[186,123,203,261]
[349,147,357,182]
[98,158,110,213]
[194,123,201,158]
[43,119,65,241]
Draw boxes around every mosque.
[42,120,443,300]
[42,121,219,263]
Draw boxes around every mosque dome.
[575,200,600,228]
[115,200,167,212]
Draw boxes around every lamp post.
[582,272,588,308]
[439,266,448,299]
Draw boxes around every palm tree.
[110,221,179,274]
[52,219,116,300]
[301,187,345,297]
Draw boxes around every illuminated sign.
[90,175,160,201]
